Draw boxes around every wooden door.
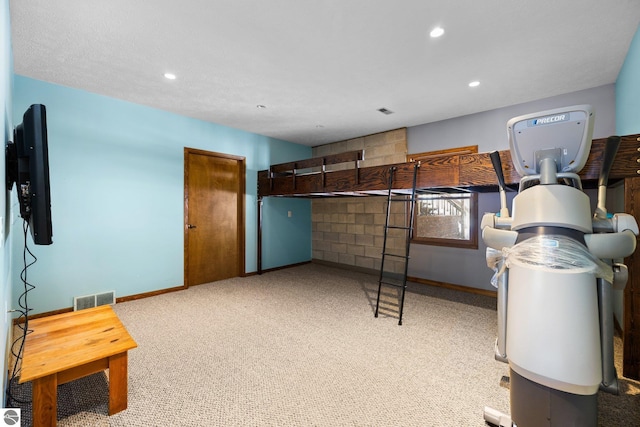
[184,148,245,286]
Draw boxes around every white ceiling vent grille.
[377,108,394,115]
[74,291,116,311]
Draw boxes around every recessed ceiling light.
[164,73,177,80]
[430,27,445,38]
[468,81,480,88]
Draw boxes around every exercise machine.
[481,105,638,426]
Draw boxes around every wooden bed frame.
[257,133,640,380]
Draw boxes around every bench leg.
[108,352,129,415]
[32,374,57,427]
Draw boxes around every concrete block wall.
[313,128,407,168]
[311,129,409,273]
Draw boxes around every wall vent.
[74,291,116,311]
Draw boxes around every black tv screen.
[6,104,53,245]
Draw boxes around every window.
[409,146,479,249]
[412,192,478,248]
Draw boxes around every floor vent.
[74,291,116,311]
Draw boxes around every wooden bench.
[19,305,137,426]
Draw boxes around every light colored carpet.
[10,263,640,426]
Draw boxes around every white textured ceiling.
[9,0,640,146]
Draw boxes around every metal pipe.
[495,260,508,363]
[598,276,619,394]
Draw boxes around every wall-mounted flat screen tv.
[6,104,53,245]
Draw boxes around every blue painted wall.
[1,0,13,407]
[11,76,311,315]
[617,24,640,134]
[262,197,312,268]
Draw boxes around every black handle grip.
[489,151,507,191]
[598,136,621,188]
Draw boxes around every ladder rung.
[387,225,412,230]
[379,274,405,284]
[380,271,405,280]
[379,280,405,288]
[382,253,409,259]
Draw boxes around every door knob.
[188,224,197,229]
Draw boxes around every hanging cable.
[5,219,36,407]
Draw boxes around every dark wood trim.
[12,285,188,325]
[238,158,246,277]
[116,285,187,303]
[13,307,73,324]
[247,260,312,276]
[184,148,190,287]
[406,276,498,298]
[311,259,497,298]
[624,176,640,380]
[408,145,479,162]
[184,147,246,161]
[311,259,378,275]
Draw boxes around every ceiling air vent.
[377,108,394,115]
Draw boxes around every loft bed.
[258,134,640,197]
[256,133,640,379]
